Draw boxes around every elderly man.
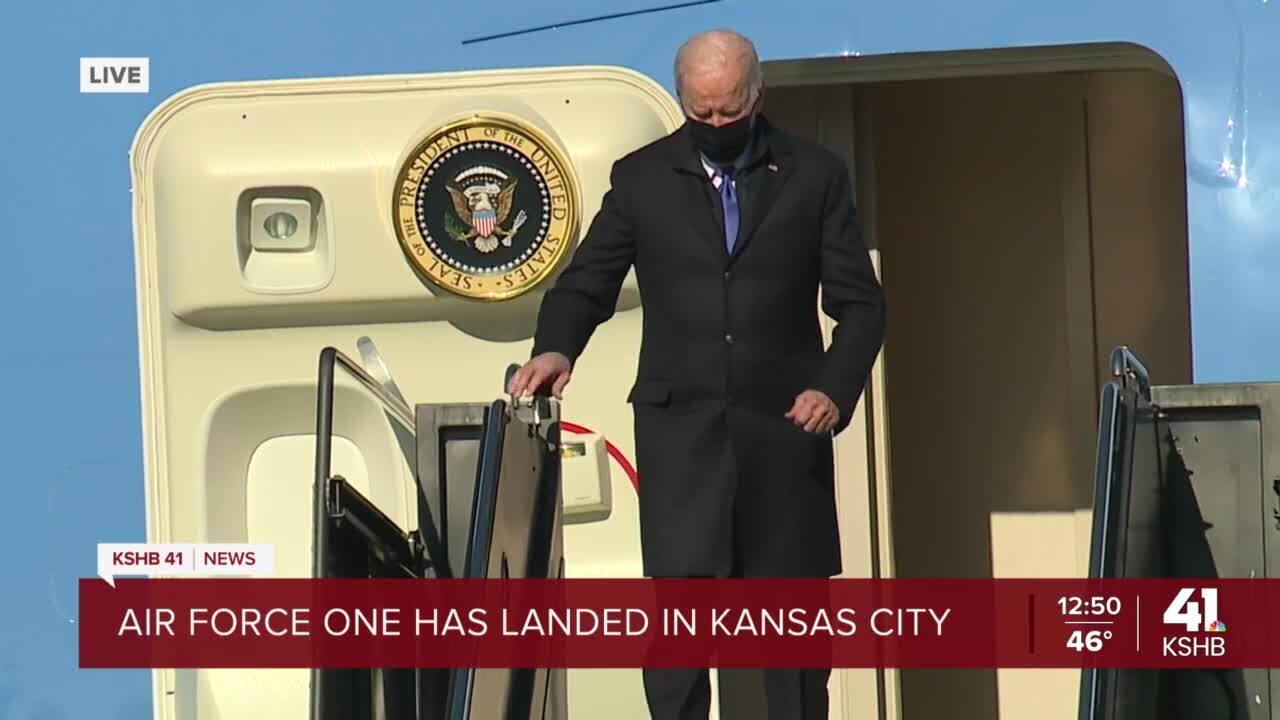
[508,28,886,719]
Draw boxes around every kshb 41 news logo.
[1162,588,1227,657]
[97,543,273,586]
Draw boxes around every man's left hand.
[785,390,840,433]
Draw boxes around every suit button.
[723,271,731,280]
[724,333,734,344]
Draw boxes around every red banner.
[78,578,1270,669]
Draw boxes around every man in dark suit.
[507,28,886,720]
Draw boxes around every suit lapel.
[667,126,732,261]
[731,120,794,262]
[663,119,797,263]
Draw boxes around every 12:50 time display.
[1057,596,1122,616]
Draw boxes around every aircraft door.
[130,66,683,720]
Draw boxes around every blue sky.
[1,0,1277,717]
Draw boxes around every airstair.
[309,342,567,720]
[1080,346,1280,720]
[260,334,1280,720]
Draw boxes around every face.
[680,63,759,126]
[678,53,763,164]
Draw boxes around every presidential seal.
[393,114,580,301]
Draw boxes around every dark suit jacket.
[531,115,886,578]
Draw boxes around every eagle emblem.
[443,165,529,253]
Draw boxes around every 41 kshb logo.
[1162,588,1227,657]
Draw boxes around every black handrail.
[311,346,454,720]
[312,346,447,575]
[445,398,508,720]
[1079,381,1124,720]
[504,362,521,395]
[463,399,509,580]
[1110,345,1151,399]
[1080,371,1157,720]
[1088,383,1125,580]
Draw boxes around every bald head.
[673,29,763,124]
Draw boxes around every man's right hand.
[507,352,572,399]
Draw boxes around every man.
[508,28,886,720]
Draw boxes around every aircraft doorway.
[127,46,1196,720]
[743,45,1194,720]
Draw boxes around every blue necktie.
[718,167,738,253]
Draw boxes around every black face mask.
[687,112,754,166]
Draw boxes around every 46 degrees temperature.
[1067,629,1112,652]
